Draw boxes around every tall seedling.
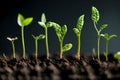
[17,13,33,58]
[49,22,72,59]
[38,13,52,59]
[92,6,108,60]
[73,15,84,60]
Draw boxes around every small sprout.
[32,34,45,59]
[38,13,52,59]
[114,51,120,60]
[7,37,18,58]
[92,6,108,60]
[73,14,84,60]
[48,22,72,59]
[3,53,7,59]
[17,13,33,58]
[101,33,117,61]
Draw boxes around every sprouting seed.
[7,37,18,58]
[32,34,45,59]
[101,33,117,61]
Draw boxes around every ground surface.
[0,54,120,80]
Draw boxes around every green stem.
[77,35,80,60]
[35,39,38,59]
[93,22,99,33]
[45,28,49,59]
[60,41,63,59]
[106,40,109,61]
[98,35,101,60]
[21,27,26,58]
[12,41,15,58]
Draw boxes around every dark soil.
[0,54,120,80]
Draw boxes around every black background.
[0,0,120,56]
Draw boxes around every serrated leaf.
[17,13,24,27]
[114,51,120,60]
[101,33,117,40]
[41,13,46,23]
[61,25,67,36]
[23,17,33,26]
[73,28,80,36]
[46,22,53,28]
[62,43,72,52]
[76,15,84,30]
[99,24,108,32]
[38,21,46,28]
[92,6,100,23]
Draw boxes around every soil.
[0,54,120,80]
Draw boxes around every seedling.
[114,51,120,60]
[7,37,18,58]
[92,6,108,60]
[32,34,45,59]
[38,13,52,59]
[73,14,84,60]
[48,22,72,59]
[101,33,117,61]
[17,13,33,58]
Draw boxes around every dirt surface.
[0,54,120,80]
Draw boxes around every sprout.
[48,22,72,59]
[92,6,108,60]
[7,37,18,58]
[73,14,84,60]
[38,13,52,59]
[32,34,45,59]
[101,33,117,61]
[114,51,120,60]
[17,13,33,59]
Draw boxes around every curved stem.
[21,27,26,58]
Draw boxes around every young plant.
[73,14,84,60]
[114,51,120,60]
[32,34,45,59]
[48,22,72,59]
[7,37,18,58]
[38,13,52,59]
[101,33,117,61]
[92,6,108,60]
[17,13,33,58]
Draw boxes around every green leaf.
[38,21,46,28]
[92,6,100,23]
[73,28,80,36]
[41,13,46,23]
[23,17,33,26]
[38,34,45,39]
[109,34,117,40]
[114,51,120,60]
[99,24,108,32]
[61,25,67,36]
[17,13,24,27]
[76,15,84,30]
[63,43,72,52]
[46,22,53,28]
